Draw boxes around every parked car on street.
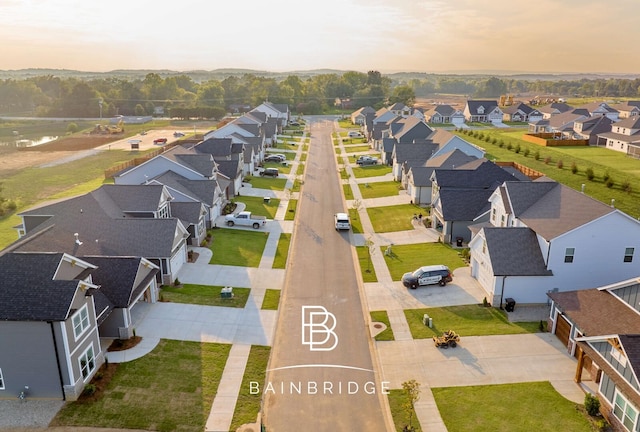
[356,155,378,166]
[401,265,452,289]
[334,212,351,231]
[260,168,280,177]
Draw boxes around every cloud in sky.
[0,0,638,73]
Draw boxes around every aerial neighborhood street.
[4,95,640,432]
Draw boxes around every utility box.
[505,298,516,312]
[221,286,234,299]
[422,314,432,328]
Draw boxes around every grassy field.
[370,310,395,341]
[404,305,541,339]
[343,184,355,200]
[344,144,371,153]
[272,233,291,269]
[455,129,640,218]
[351,165,393,178]
[296,162,305,176]
[358,181,402,199]
[356,245,378,282]
[383,243,467,281]
[367,203,424,232]
[348,208,364,233]
[209,228,268,267]
[229,345,271,431]
[235,195,280,219]
[160,284,250,308]
[433,382,593,432]
[388,389,422,432]
[261,289,281,310]
[284,198,297,221]
[243,176,287,191]
[51,340,230,431]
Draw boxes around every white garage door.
[170,243,187,276]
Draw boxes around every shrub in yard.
[534,150,540,160]
[491,138,497,144]
[602,170,610,182]
[556,159,563,169]
[606,178,614,188]
[83,383,97,396]
[544,156,551,164]
[484,135,491,143]
[173,278,180,286]
[514,144,521,153]
[523,148,530,157]
[506,142,513,151]
[571,162,578,174]
[623,180,632,194]
[586,167,595,181]
[477,132,484,139]
[498,140,504,148]
[585,393,601,416]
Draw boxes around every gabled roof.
[382,137,397,153]
[0,252,82,321]
[170,201,204,227]
[388,102,408,111]
[575,101,618,115]
[215,159,242,180]
[501,102,535,115]
[392,117,434,144]
[426,148,478,169]
[432,159,521,189]
[194,138,233,158]
[92,184,167,215]
[437,188,493,221]
[352,106,376,117]
[547,110,586,129]
[429,104,458,116]
[162,146,216,177]
[502,178,615,240]
[483,227,552,276]
[80,256,159,309]
[393,143,438,164]
[465,100,499,115]
[151,171,218,206]
[613,116,640,129]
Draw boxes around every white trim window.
[564,247,575,263]
[79,345,96,381]
[158,204,170,219]
[72,305,90,340]
[624,248,635,263]
[0,368,4,389]
[613,391,639,431]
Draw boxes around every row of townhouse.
[0,102,290,401]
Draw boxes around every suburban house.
[194,137,246,173]
[351,106,376,125]
[610,102,640,119]
[501,102,542,123]
[597,116,640,156]
[423,104,465,125]
[427,129,485,160]
[250,101,289,130]
[391,142,438,181]
[406,149,478,205]
[538,102,573,119]
[410,107,426,122]
[214,159,243,197]
[11,185,190,284]
[388,116,434,145]
[575,102,620,121]
[467,178,640,306]
[388,102,411,118]
[573,115,614,145]
[463,100,503,123]
[0,251,159,401]
[430,159,526,245]
[547,280,640,432]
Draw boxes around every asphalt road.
[262,118,389,431]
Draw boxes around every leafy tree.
[389,85,416,106]
[197,81,225,107]
[402,379,421,431]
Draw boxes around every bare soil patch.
[106,336,142,352]
[0,150,77,175]
[20,135,117,152]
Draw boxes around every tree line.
[0,71,639,118]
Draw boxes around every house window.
[482,240,487,254]
[611,345,628,367]
[72,305,90,339]
[158,204,170,219]
[624,248,635,263]
[491,208,496,222]
[0,368,4,389]
[564,248,575,263]
[613,391,638,431]
[501,215,506,227]
[79,345,96,380]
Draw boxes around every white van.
[334,213,351,230]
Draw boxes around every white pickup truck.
[224,211,267,229]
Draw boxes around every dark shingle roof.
[82,256,159,308]
[393,143,438,164]
[466,100,499,115]
[195,138,233,157]
[170,201,204,227]
[393,117,434,144]
[151,171,217,206]
[433,160,521,189]
[438,188,493,221]
[484,227,552,276]
[215,159,242,180]
[0,252,80,321]
[93,184,165,215]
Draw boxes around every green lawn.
[160,284,250,308]
[230,345,271,431]
[344,144,371,153]
[51,340,230,431]
[263,161,291,174]
[339,167,349,179]
[296,162,305,176]
[358,181,402,199]
[383,242,467,281]
[235,195,280,219]
[351,165,393,178]
[370,310,395,341]
[367,203,425,233]
[348,208,364,233]
[455,129,640,218]
[261,289,281,310]
[388,389,422,432]
[343,184,355,200]
[272,233,291,269]
[243,176,287,191]
[209,228,268,267]
[284,199,297,221]
[433,382,593,432]
[356,246,378,282]
[404,305,541,340]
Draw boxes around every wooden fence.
[523,133,588,147]
[495,161,545,180]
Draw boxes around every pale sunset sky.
[0,0,637,74]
